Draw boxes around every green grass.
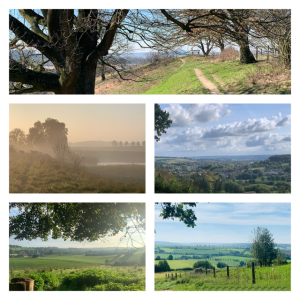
[9,265,145,291]
[10,255,116,271]
[99,55,290,95]
[10,151,145,193]
[155,264,291,291]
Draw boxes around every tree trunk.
[279,38,291,69]
[239,41,256,64]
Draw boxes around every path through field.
[194,68,221,94]
[179,58,186,67]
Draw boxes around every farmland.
[154,244,291,291]
[9,247,145,291]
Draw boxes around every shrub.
[219,46,239,62]
[193,261,214,269]
[217,262,227,268]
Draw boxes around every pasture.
[155,264,291,291]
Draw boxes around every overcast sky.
[155,104,291,157]
[155,203,291,244]
[10,104,145,143]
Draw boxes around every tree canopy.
[155,104,172,142]
[157,203,197,228]
[9,203,145,243]
[249,226,278,267]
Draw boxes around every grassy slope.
[155,264,291,291]
[96,55,291,95]
[9,151,145,193]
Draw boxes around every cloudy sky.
[155,104,291,157]
[155,203,291,244]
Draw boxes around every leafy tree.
[112,140,118,147]
[155,104,172,142]
[155,255,161,260]
[124,141,129,146]
[9,203,145,242]
[9,128,26,149]
[142,141,145,146]
[274,250,288,266]
[167,255,173,260]
[136,141,141,146]
[131,141,136,146]
[249,227,278,267]
[156,203,197,228]
[119,141,123,147]
[27,118,68,149]
[217,262,227,268]
[239,261,246,267]
[193,260,214,269]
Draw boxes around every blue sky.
[156,104,291,157]
[9,207,145,248]
[155,203,291,244]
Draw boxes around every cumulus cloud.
[164,104,230,127]
[276,115,291,127]
[202,115,291,139]
[245,133,291,148]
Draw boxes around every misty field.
[155,264,291,291]
[9,151,145,193]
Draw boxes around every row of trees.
[10,9,290,94]
[112,140,145,147]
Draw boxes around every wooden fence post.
[165,274,167,278]
[9,277,34,291]
[175,272,177,279]
[256,47,259,60]
[267,46,270,62]
[180,273,181,278]
[252,262,255,284]
[213,267,216,278]
[227,266,229,277]
[171,273,173,280]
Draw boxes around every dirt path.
[179,58,186,68]
[210,72,229,94]
[194,68,221,95]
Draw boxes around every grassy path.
[194,68,221,94]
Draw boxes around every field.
[9,151,145,193]
[9,266,145,291]
[9,251,145,291]
[96,55,291,95]
[155,264,291,291]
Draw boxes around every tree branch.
[9,14,64,66]
[10,59,60,93]
[87,9,129,63]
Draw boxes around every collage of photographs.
[4,4,299,299]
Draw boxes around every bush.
[217,262,227,268]
[193,261,214,269]
[219,46,239,62]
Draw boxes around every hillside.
[9,151,145,193]
[95,55,291,95]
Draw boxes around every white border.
[2,1,299,299]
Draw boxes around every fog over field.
[9,104,145,193]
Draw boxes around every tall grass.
[9,151,145,193]
[155,264,291,291]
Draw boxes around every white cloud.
[245,133,291,148]
[203,115,290,139]
[164,104,230,127]
[276,115,291,127]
